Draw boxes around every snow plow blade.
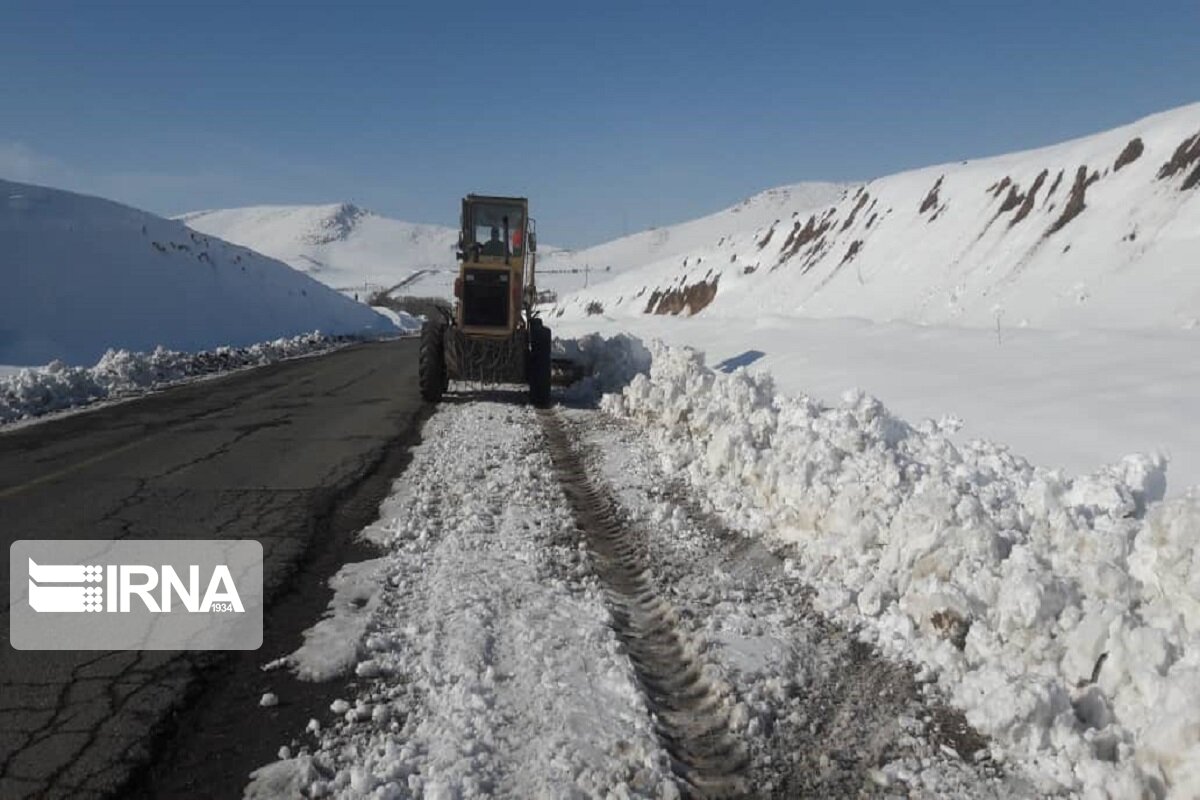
[551,357,586,386]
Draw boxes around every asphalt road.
[0,339,425,799]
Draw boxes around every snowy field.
[554,314,1200,498]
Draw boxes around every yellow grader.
[419,194,553,406]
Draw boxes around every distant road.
[0,339,424,799]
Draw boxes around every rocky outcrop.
[1046,166,1097,236]
[919,176,944,214]
[1113,138,1144,172]
[645,276,720,316]
[1157,131,1200,190]
[1011,169,1049,227]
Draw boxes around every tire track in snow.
[541,410,751,798]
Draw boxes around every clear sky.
[2,1,1197,247]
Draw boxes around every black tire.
[528,318,552,408]
[419,321,446,403]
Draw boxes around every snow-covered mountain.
[554,103,1200,330]
[0,180,396,366]
[537,181,846,297]
[178,203,460,300]
[177,188,849,307]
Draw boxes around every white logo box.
[10,540,263,650]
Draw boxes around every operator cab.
[464,199,526,262]
[455,195,536,333]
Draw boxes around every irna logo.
[27,559,245,613]
[11,540,263,650]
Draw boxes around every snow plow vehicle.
[419,194,553,407]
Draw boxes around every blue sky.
[2,1,1197,247]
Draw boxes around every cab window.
[468,202,525,257]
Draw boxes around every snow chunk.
[288,559,388,682]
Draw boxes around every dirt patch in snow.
[1010,169,1049,227]
[776,214,832,268]
[919,176,944,214]
[1156,131,1200,186]
[998,183,1023,214]
[841,192,870,232]
[756,222,778,250]
[1113,138,1145,172]
[1044,169,1064,204]
[1046,166,1096,236]
[839,239,864,266]
[646,277,720,316]
[1186,165,1200,190]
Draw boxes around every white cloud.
[0,141,72,185]
[0,141,248,216]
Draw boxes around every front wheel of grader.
[528,318,552,408]
[418,320,446,402]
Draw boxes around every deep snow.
[179,183,846,306]
[1,179,396,366]
[553,314,1200,496]
[599,338,1200,799]
[537,181,845,299]
[178,203,460,300]
[553,103,1200,330]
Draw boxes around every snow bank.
[1,179,396,366]
[601,341,1200,799]
[368,305,423,333]
[554,331,651,403]
[554,314,1200,495]
[0,333,344,424]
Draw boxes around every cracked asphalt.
[0,339,423,799]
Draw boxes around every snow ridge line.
[540,411,751,798]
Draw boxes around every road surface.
[0,339,424,799]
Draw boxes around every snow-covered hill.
[555,103,1200,330]
[178,187,848,307]
[537,181,846,298]
[178,203,460,300]
[0,180,396,366]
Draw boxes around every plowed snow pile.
[1,179,397,367]
[601,341,1200,798]
[0,333,364,424]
